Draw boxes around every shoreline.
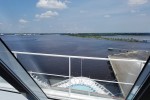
[62,34,149,43]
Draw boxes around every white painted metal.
[13,51,138,86]
[28,71,134,85]
[29,71,69,78]
[69,57,71,96]
[12,51,145,62]
[52,77,114,96]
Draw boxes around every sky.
[0,0,150,33]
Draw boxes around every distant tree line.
[61,33,150,36]
[61,33,149,43]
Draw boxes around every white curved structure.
[52,77,114,96]
[30,73,50,88]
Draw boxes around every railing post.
[81,58,83,77]
[69,57,71,96]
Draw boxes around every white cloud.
[0,22,3,25]
[35,11,58,19]
[104,15,111,18]
[128,0,148,5]
[36,0,67,9]
[19,19,29,24]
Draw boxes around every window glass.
[0,76,18,92]
[0,91,27,100]
[0,0,150,99]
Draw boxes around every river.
[1,34,150,96]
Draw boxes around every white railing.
[29,71,133,85]
[12,51,145,96]
[12,51,145,62]
[12,51,145,85]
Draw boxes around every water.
[1,34,150,96]
[71,85,94,92]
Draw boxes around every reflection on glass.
[127,62,150,100]
[0,91,27,100]
[0,76,18,92]
[0,40,48,100]
[1,34,150,100]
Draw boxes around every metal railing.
[12,51,146,98]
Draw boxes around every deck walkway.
[108,56,144,97]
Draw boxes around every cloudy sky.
[0,0,150,33]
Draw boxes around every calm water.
[1,34,150,96]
